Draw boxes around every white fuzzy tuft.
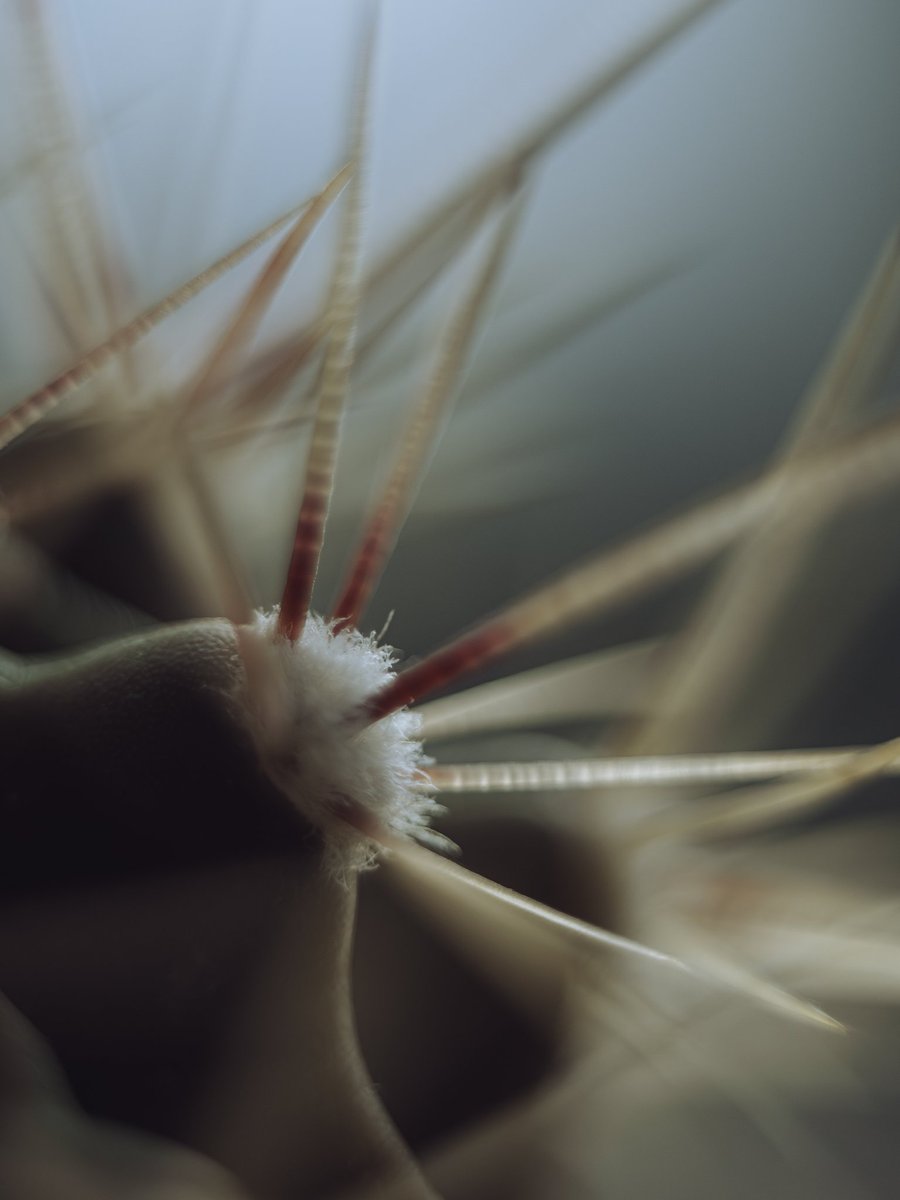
[238,610,444,876]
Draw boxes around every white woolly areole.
[238,610,443,876]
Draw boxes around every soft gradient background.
[2,3,900,1198]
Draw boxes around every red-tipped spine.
[278,485,330,643]
[332,511,392,635]
[276,18,375,641]
[364,625,511,721]
[333,192,524,634]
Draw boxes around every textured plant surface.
[2,2,900,1198]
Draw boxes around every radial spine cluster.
[240,609,440,874]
